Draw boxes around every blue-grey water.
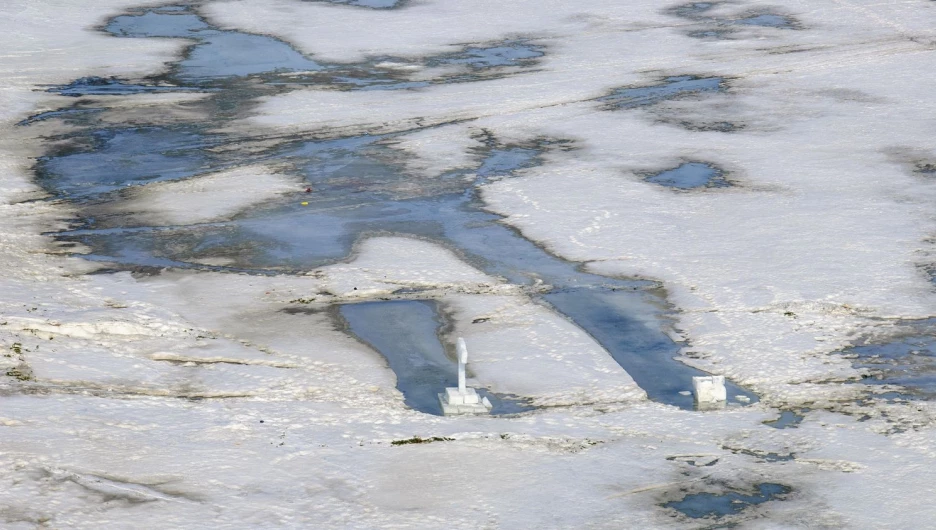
[16,107,104,127]
[340,300,534,415]
[664,483,791,519]
[545,289,758,409]
[666,2,799,38]
[311,0,404,8]
[734,14,796,28]
[600,76,726,110]
[40,127,218,196]
[839,324,936,400]
[763,410,806,429]
[644,162,729,189]
[668,2,716,18]
[51,76,205,97]
[427,40,544,69]
[32,4,759,413]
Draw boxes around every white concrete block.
[692,375,727,404]
[438,387,492,415]
[444,387,465,405]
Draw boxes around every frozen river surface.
[4,0,936,528]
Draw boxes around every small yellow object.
[301,201,309,206]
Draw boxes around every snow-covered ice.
[3,0,936,527]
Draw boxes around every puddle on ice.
[339,300,535,415]
[179,32,325,79]
[476,147,541,180]
[427,40,544,69]
[106,8,324,78]
[643,162,729,190]
[17,107,104,127]
[37,127,218,197]
[839,326,936,400]
[106,10,210,37]
[50,76,205,97]
[667,2,799,38]
[667,2,717,19]
[32,3,760,413]
[664,483,791,519]
[733,14,797,29]
[54,6,544,94]
[762,410,806,429]
[687,29,735,39]
[310,0,405,8]
[330,78,431,91]
[599,76,726,110]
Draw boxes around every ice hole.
[664,483,791,519]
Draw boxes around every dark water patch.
[53,132,567,275]
[763,410,806,429]
[106,10,210,37]
[178,31,324,79]
[53,5,543,102]
[48,76,206,97]
[666,455,719,467]
[599,76,726,110]
[36,126,220,197]
[67,191,576,278]
[307,0,406,8]
[732,13,797,29]
[667,2,718,19]
[338,300,534,415]
[105,5,537,86]
[667,3,799,35]
[664,483,791,519]
[642,162,729,190]
[725,447,795,462]
[106,7,323,80]
[838,324,936,400]
[428,40,544,70]
[856,390,917,405]
[480,391,534,414]
[330,77,430,91]
[280,39,545,91]
[152,6,190,13]
[45,123,759,411]
[340,300,450,415]
[468,131,566,181]
[260,39,544,91]
[678,121,742,133]
[391,435,453,446]
[476,147,541,178]
[17,108,104,127]
[544,288,758,410]
[687,28,736,40]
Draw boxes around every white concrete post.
[438,337,492,415]
[692,375,727,406]
[457,337,468,395]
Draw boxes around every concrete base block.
[692,375,727,406]
[439,387,492,415]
